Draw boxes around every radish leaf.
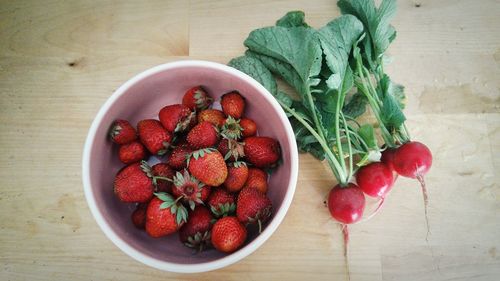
[276,11,309,28]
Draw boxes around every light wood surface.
[1,0,499,280]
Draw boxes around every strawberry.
[145,193,188,238]
[221,91,245,119]
[188,148,228,186]
[207,187,236,218]
[236,187,272,233]
[168,144,193,170]
[182,86,213,111]
[179,206,213,251]
[114,161,154,203]
[217,138,245,161]
[211,216,247,253]
[131,203,148,229]
[158,104,196,133]
[198,109,225,127]
[220,116,243,140]
[240,118,257,137]
[137,119,172,155]
[187,121,219,149]
[224,161,249,193]
[244,136,281,168]
[172,169,211,210]
[109,119,137,145]
[151,163,175,193]
[118,141,147,164]
[243,168,268,194]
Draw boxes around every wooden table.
[1,1,499,280]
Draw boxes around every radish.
[328,183,365,280]
[328,183,365,224]
[356,162,394,198]
[393,141,433,237]
[381,147,397,172]
[393,141,432,178]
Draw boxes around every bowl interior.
[86,62,294,265]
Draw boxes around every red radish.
[356,162,393,198]
[381,147,397,172]
[327,183,365,279]
[328,183,365,224]
[393,141,432,178]
[393,141,433,238]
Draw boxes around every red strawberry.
[236,187,272,233]
[109,119,137,144]
[221,91,245,119]
[187,121,219,149]
[207,187,236,218]
[188,148,228,186]
[179,206,213,251]
[114,161,154,203]
[182,86,213,111]
[159,104,196,133]
[240,118,257,137]
[224,162,249,193]
[172,170,211,210]
[145,193,188,238]
[244,136,281,168]
[243,168,268,194]
[137,119,172,155]
[151,163,175,193]
[211,216,247,253]
[217,138,245,162]
[220,116,243,140]
[168,144,193,170]
[131,203,148,229]
[198,109,225,127]
[118,141,147,164]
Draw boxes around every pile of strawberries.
[108,86,281,253]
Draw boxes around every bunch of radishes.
[328,141,433,229]
[229,1,434,274]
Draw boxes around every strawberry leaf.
[232,161,246,168]
[155,192,173,203]
[140,161,153,177]
[175,204,188,225]
[159,202,172,209]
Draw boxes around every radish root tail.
[416,173,430,240]
[342,224,351,281]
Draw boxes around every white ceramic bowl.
[82,60,298,273]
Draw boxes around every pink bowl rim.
[82,60,299,273]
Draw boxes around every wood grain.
[1,0,499,280]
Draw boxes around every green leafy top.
[190,148,217,160]
[220,116,243,140]
[276,11,309,28]
[154,192,188,225]
[229,56,277,95]
[338,0,397,63]
[230,0,409,183]
[139,161,153,178]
